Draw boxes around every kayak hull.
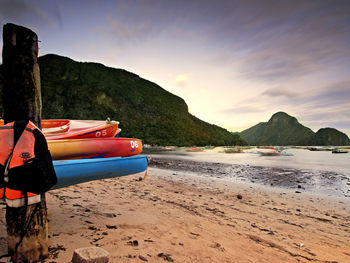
[1,119,120,140]
[48,137,143,160]
[52,155,147,189]
[44,119,120,140]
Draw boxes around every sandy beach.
[1,164,350,263]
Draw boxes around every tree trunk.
[2,23,48,262]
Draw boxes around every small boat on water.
[332,149,349,154]
[52,155,148,190]
[259,150,280,156]
[0,119,121,140]
[48,137,143,160]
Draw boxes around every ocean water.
[147,148,350,198]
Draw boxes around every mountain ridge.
[240,111,350,146]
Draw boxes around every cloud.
[205,0,350,82]
[0,0,62,27]
[262,88,299,98]
[175,74,189,87]
[221,104,266,115]
[293,79,350,110]
[104,0,189,45]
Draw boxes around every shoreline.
[1,166,350,262]
[148,155,350,199]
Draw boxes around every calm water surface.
[150,148,350,175]
[148,148,350,198]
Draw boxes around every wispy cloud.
[175,74,189,88]
[0,0,62,27]
[221,104,267,115]
[261,88,299,98]
[205,0,350,82]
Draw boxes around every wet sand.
[148,157,350,198]
[1,166,350,262]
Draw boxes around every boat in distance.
[52,155,148,189]
[48,137,143,160]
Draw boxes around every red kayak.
[48,137,143,160]
[43,119,120,140]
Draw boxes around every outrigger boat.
[332,149,349,154]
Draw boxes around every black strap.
[13,120,29,146]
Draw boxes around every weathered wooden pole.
[2,23,48,262]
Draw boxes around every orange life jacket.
[0,121,42,207]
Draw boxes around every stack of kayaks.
[48,119,147,189]
[0,119,148,189]
[43,119,143,160]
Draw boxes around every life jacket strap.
[4,188,41,207]
[5,195,41,207]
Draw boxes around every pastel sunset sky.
[1,0,350,136]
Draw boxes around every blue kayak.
[52,155,148,190]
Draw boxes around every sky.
[1,0,350,136]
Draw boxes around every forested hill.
[240,112,350,146]
[240,112,314,146]
[0,54,246,146]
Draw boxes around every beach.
[2,158,349,263]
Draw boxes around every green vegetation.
[0,54,246,146]
[309,128,350,146]
[240,112,350,146]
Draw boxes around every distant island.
[240,112,350,146]
[0,54,246,146]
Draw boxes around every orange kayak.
[48,137,143,160]
[0,119,121,140]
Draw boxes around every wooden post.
[2,23,48,262]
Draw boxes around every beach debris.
[127,240,139,247]
[237,194,243,199]
[262,228,274,235]
[72,247,110,263]
[139,255,148,261]
[103,212,117,218]
[48,244,66,259]
[106,225,117,229]
[157,253,174,262]
[210,242,225,251]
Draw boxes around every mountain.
[309,128,350,146]
[240,112,314,146]
[0,54,246,146]
[241,112,350,146]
